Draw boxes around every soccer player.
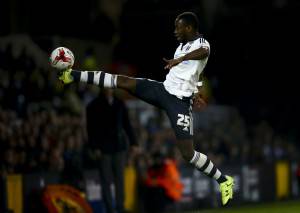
[58,12,234,205]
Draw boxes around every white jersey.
[163,37,210,98]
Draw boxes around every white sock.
[190,151,223,181]
[79,71,117,88]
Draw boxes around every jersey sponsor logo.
[177,114,190,131]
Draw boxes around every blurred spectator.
[141,151,183,213]
[86,89,138,213]
[48,146,65,173]
[62,132,84,188]
[2,149,17,174]
[297,162,300,195]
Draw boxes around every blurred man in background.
[86,89,138,213]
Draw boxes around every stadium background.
[1,0,300,212]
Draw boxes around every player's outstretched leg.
[59,69,235,205]
[177,139,234,205]
[58,69,137,93]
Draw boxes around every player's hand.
[193,90,208,111]
[163,57,183,69]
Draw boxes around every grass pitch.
[183,200,300,213]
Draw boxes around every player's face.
[174,18,189,42]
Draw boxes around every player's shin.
[190,151,227,184]
[71,70,118,88]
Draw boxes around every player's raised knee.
[117,76,137,90]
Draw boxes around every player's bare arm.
[163,47,209,69]
[193,86,208,110]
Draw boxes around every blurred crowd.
[1,41,299,178]
[0,107,84,175]
[0,43,85,176]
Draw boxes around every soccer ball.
[50,47,75,70]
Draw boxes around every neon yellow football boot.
[58,68,74,84]
[219,175,234,205]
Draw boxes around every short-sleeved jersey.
[163,37,210,98]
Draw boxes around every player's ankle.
[70,69,81,82]
[217,175,227,184]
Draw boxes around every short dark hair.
[177,12,199,30]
